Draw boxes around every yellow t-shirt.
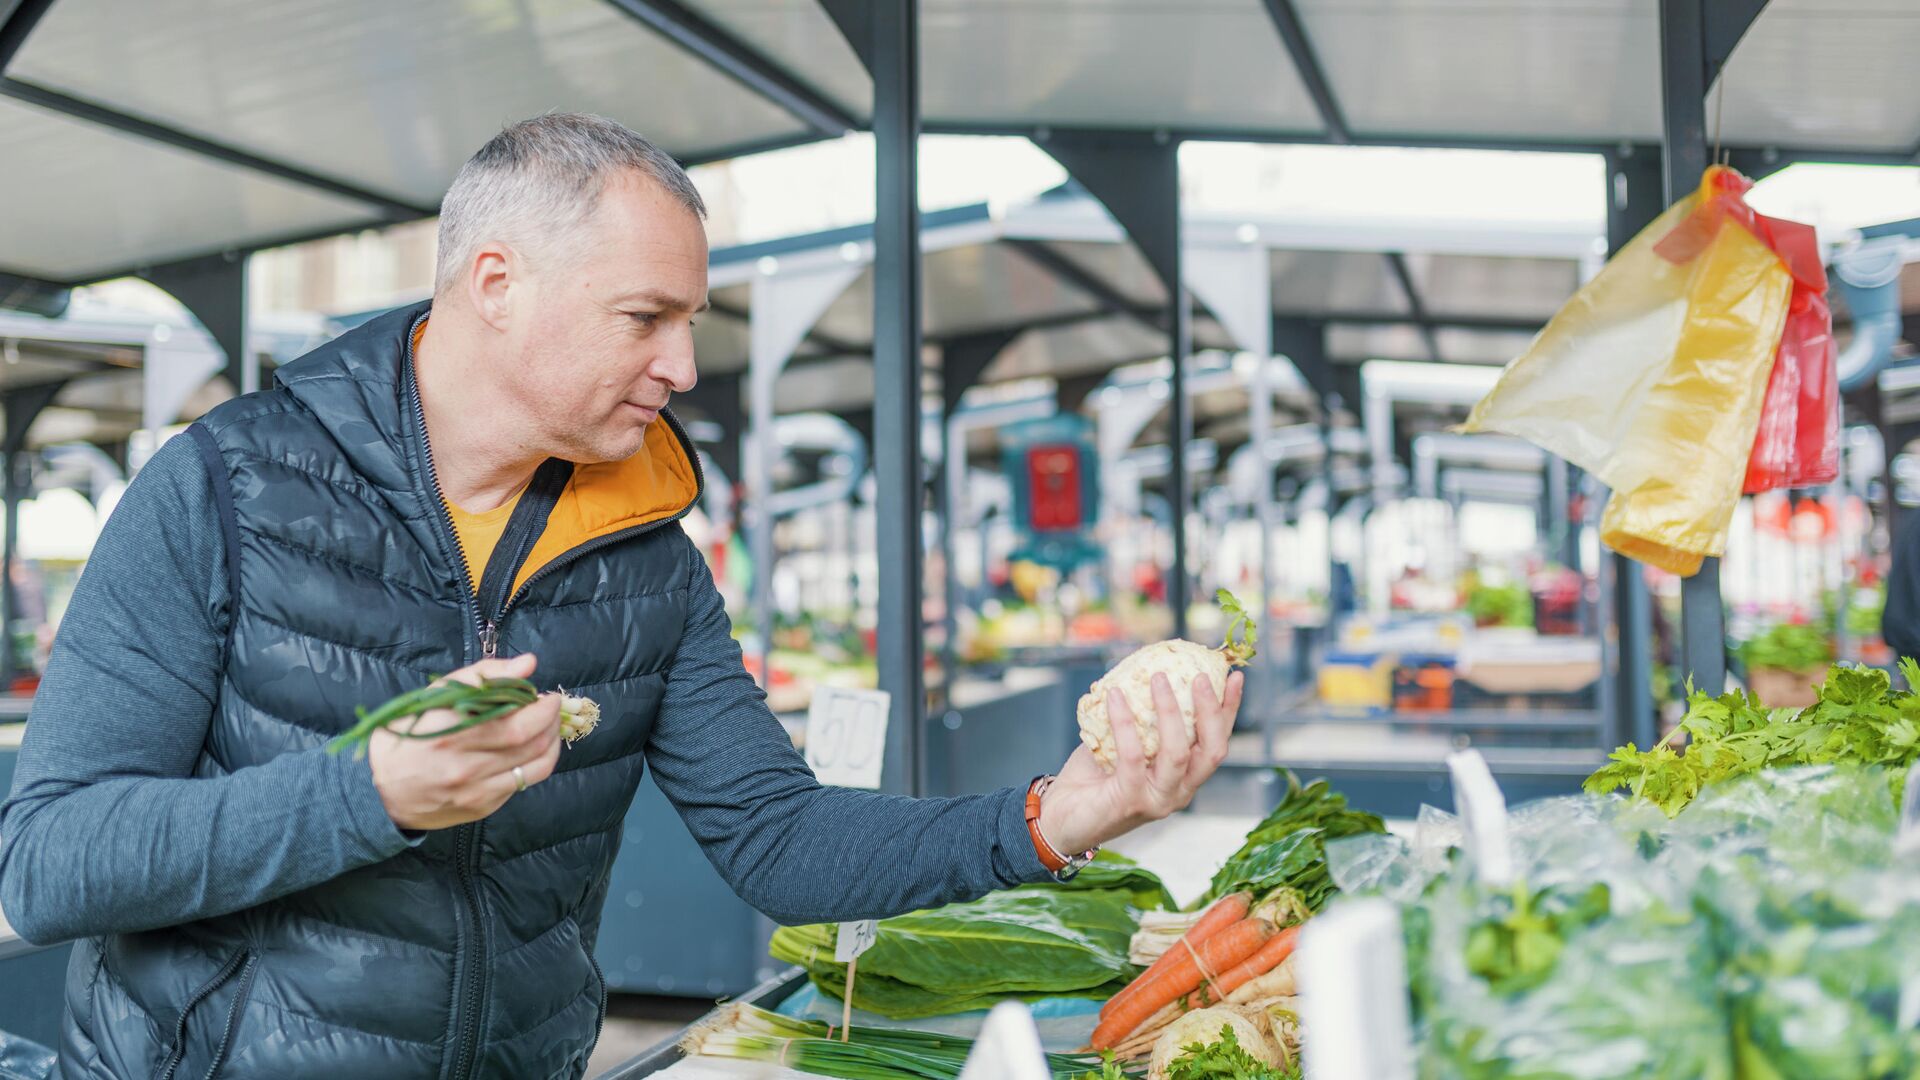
[418,318,699,598]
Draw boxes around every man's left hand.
[1036,670,1245,859]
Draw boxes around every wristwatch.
[1025,774,1098,882]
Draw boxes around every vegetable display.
[1076,591,1256,770]
[1092,770,1370,1062]
[1735,621,1832,673]
[1584,661,1920,817]
[1196,771,1386,909]
[683,1002,1128,1080]
[768,861,1167,1019]
[1328,757,1920,1079]
[327,676,599,757]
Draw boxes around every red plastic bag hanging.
[1734,204,1836,493]
[1787,287,1838,488]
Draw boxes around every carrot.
[1089,917,1273,1050]
[1182,924,1301,1009]
[1100,892,1250,1021]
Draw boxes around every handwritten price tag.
[835,919,878,964]
[805,686,891,790]
[957,1001,1053,1080]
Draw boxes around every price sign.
[835,919,878,964]
[1447,748,1514,886]
[806,686,891,790]
[957,1001,1052,1080]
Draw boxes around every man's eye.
[630,312,659,328]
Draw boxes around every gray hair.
[434,112,707,296]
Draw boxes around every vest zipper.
[154,949,251,1080]
[402,316,491,1080]
[405,318,703,1079]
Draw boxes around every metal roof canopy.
[0,1,1907,293]
[1,0,1899,786]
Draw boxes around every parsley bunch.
[1585,661,1920,817]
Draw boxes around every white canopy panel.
[917,0,1325,134]
[1714,0,1920,153]
[1294,0,1664,143]
[9,0,810,210]
[0,97,378,280]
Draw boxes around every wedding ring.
[512,765,528,793]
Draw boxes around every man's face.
[505,172,708,464]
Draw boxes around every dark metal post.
[936,330,1019,713]
[870,0,924,795]
[1661,0,1727,696]
[0,381,66,687]
[1606,148,1662,748]
[1038,131,1190,638]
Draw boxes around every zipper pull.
[480,621,498,659]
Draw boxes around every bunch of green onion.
[326,677,600,758]
[681,1003,1133,1080]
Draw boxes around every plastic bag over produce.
[1462,166,1826,576]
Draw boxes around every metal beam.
[867,0,925,795]
[1037,129,1192,638]
[1004,239,1165,334]
[1384,253,1443,362]
[144,251,254,395]
[1272,317,1338,416]
[928,120,1920,169]
[710,296,865,357]
[0,269,68,318]
[937,328,1021,712]
[1703,0,1769,88]
[1258,0,1351,143]
[1661,0,1727,697]
[0,78,432,220]
[0,0,54,73]
[0,377,66,685]
[602,0,856,135]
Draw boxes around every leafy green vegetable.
[1197,770,1386,909]
[1165,1024,1299,1080]
[769,888,1142,1019]
[1216,589,1257,665]
[1465,582,1533,628]
[1071,1054,1133,1080]
[1737,622,1832,673]
[1026,850,1176,911]
[1585,662,1920,816]
[1462,882,1611,994]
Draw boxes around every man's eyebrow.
[616,288,710,313]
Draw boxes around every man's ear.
[468,243,517,331]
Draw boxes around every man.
[0,114,1242,1079]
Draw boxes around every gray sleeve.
[0,430,413,945]
[644,539,1051,926]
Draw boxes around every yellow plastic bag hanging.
[1460,167,1793,576]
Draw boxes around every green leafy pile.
[1736,622,1832,674]
[1465,582,1533,628]
[769,875,1158,1019]
[1164,1025,1301,1080]
[1197,771,1386,910]
[1584,662,1920,817]
[1461,882,1611,995]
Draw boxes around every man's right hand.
[368,653,563,831]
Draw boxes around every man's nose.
[658,328,698,393]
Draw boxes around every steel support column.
[0,380,65,686]
[1038,130,1191,638]
[1605,147,1663,748]
[145,252,256,396]
[867,0,925,795]
[1661,0,1727,696]
[937,328,1021,712]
